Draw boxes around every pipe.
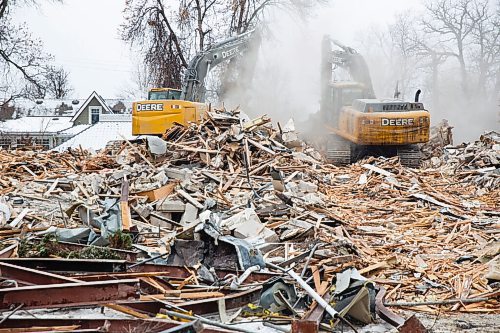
[0,303,24,324]
[161,309,255,333]
[266,262,338,318]
[300,243,322,278]
[230,265,260,290]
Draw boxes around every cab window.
[168,90,182,100]
[340,88,364,106]
[149,90,182,100]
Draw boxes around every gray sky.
[15,0,133,98]
[15,0,422,98]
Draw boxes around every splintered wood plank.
[105,303,150,319]
[177,189,204,210]
[358,257,395,275]
[120,179,131,231]
[137,182,177,202]
[312,266,321,292]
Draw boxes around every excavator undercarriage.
[326,134,352,166]
[326,134,422,167]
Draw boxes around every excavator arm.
[321,36,375,98]
[181,29,260,102]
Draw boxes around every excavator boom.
[181,29,260,102]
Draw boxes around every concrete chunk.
[298,180,318,193]
[220,208,264,239]
[157,200,186,212]
[150,212,174,229]
[164,168,192,181]
[180,203,198,225]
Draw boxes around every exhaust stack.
[414,89,421,102]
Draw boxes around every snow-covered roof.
[105,99,134,114]
[11,98,84,116]
[53,115,136,151]
[0,116,74,134]
[58,124,91,136]
[10,96,134,116]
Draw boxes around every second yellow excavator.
[319,36,430,167]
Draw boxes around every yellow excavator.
[132,30,259,136]
[132,88,207,136]
[320,36,430,167]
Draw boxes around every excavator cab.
[326,82,369,124]
[333,83,367,108]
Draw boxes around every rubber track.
[398,146,422,168]
[326,135,351,166]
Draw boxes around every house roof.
[53,114,136,152]
[71,91,114,122]
[0,116,74,134]
[10,98,84,117]
[10,96,133,117]
[105,99,133,113]
[58,124,92,136]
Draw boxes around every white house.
[0,91,134,150]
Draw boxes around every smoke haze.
[222,0,498,142]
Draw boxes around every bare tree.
[122,0,323,93]
[122,0,195,89]
[422,0,476,96]
[43,66,73,99]
[374,1,499,108]
[467,0,500,98]
[0,0,64,105]
[228,0,311,33]
[391,13,454,108]
[420,0,500,98]
[357,17,422,100]
[119,60,153,100]
[387,13,423,98]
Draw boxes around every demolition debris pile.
[0,108,498,332]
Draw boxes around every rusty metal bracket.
[375,287,427,333]
[0,279,140,310]
[0,262,81,286]
[292,293,332,333]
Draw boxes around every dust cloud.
[220,1,498,143]
[219,13,322,126]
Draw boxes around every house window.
[90,106,102,124]
[16,138,25,147]
[34,138,51,150]
[0,138,11,149]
